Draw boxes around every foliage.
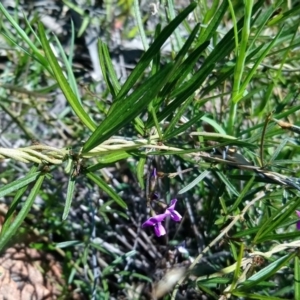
[0,0,300,299]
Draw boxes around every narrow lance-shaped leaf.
[254,195,300,243]
[137,157,146,189]
[86,172,127,209]
[178,170,210,194]
[196,0,228,46]
[83,64,173,152]
[1,166,39,235]
[86,151,134,173]
[0,3,50,71]
[232,291,289,300]
[0,174,45,252]
[241,252,296,290]
[63,172,76,220]
[156,23,204,103]
[0,171,41,198]
[170,0,265,102]
[109,2,197,109]
[98,40,120,98]
[38,22,96,132]
[238,27,284,102]
[163,112,205,140]
[295,256,300,300]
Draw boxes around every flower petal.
[152,168,157,179]
[170,210,182,222]
[142,213,168,227]
[150,168,158,193]
[296,210,300,218]
[167,199,177,212]
[297,220,300,231]
[165,199,182,221]
[154,222,166,236]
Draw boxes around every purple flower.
[150,168,157,193]
[152,168,157,179]
[165,199,182,221]
[296,211,300,230]
[142,199,182,237]
[142,213,167,237]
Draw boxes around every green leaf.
[53,22,80,100]
[151,24,161,76]
[82,64,173,152]
[158,23,202,98]
[178,169,210,194]
[137,157,146,189]
[163,112,205,141]
[98,40,121,98]
[254,196,300,243]
[0,3,50,71]
[38,22,96,132]
[160,96,196,138]
[232,291,287,300]
[169,4,250,101]
[197,0,228,46]
[239,27,284,102]
[1,166,39,235]
[197,283,219,298]
[86,151,134,173]
[0,174,45,251]
[0,171,41,198]
[240,252,296,290]
[231,1,255,104]
[231,243,245,292]
[256,231,300,243]
[56,240,82,248]
[295,256,300,300]
[267,5,300,26]
[86,172,127,209]
[230,176,255,212]
[62,174,76,220]
[200,44,264,96]
[215,170,240,197]
[78,15,90,37]
[146,41,209,128]
[197,277,231,285]
[110,2,197,103]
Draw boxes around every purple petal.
[150,168,157,192]
[167,199,177,212]
[152,168,157,179]
[165,199,182,221]
[170,210,182,222]
[154,222,166,236]
[142,213,168,227]
[296,211,300,230]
